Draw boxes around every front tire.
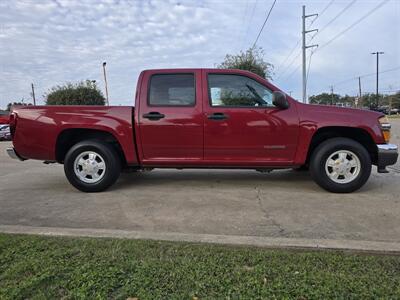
[310,137,371,193]
[64,140,121,192]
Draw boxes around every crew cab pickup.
[0,112,9,124]
[7,69,398,193]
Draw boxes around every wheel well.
[306,127,377,164]
[55,129,126,165]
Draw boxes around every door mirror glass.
[272,91,289,109]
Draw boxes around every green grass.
[0,234,399,299]
[388,114,400,119]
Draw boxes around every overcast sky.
[0,0,399,108]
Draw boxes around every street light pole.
[371,51,384,108]
[102,62,109,106]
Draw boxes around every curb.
[1,224,400,254]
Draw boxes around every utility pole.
[102,62,109,106]
[31,83,36,106]
[388,85,393,115]
[330,85,334,106]
[371,51,384,108]
[358,76,362,108]
[302,5,318,104]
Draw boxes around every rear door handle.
[142,112,165,120]
[207,113,228,120]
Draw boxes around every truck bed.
[11,105,138,164]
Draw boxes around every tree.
[6,101,32,111]
[359,93,378,108]
[388,92,400,109]
[218,47,273,79]
[309,93,341,105]
[46,80,105,105]
[309,91,400,109]
[340,94,356,107]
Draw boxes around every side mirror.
[272,91,289,109]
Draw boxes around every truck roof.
[142,68,264,76]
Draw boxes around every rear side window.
[149,74,195,106]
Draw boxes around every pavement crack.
[387,166,400,173]
[255,186,285,234]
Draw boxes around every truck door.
[203,70,299,165]
[138,70,203,164]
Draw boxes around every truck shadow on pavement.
[112,168,386,194]
[113,169,318,192]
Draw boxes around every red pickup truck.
[0,112,9,124]
[7,69,398,193]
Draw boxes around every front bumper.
[6,147,24,161]
[377,144,398,173]
[0,133,11,141]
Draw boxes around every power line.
[317,0,390,51]
[274,39,301,76]
[278,0,389,91]
[241,0,259,50]
[281,61,302,83]
[283,51,315,82]
[277,30,319,82]
[275,0,334,78]
[276,51,301,80]
[312,68,400,96]
[361,67,400,79]
[236,0,250,51]
[307,0,390,96]
[317,0,335,19]
[305,50,315,87]
[252,0,277,48]
[361,88,400,94]
[302,5,318,103]
[279,51,314,95]
[244,0,258,40]
[307,0,336,36]
[332,67,400,87]
[311,0,357,41]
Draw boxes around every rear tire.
[310,137,371,193]
[64,140,121,192]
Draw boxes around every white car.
[0,124,11,141]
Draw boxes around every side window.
[208,74,274,107]
[149,74,195,106]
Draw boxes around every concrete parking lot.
[0,119,399,250]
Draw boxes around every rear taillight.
[9,113,17,138]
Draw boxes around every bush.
[46,80,105,105]
[6,102,32,111]
[218,47,273,79]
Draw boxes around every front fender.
[293,104,384,165]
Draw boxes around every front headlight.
[379,116,391,143]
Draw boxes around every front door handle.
[143,112,165,120]
[207,113,229,120]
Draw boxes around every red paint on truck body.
[11,68,385,168]
[202,69,299,166]
[0,114,9,124]
[12,106,137,163]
